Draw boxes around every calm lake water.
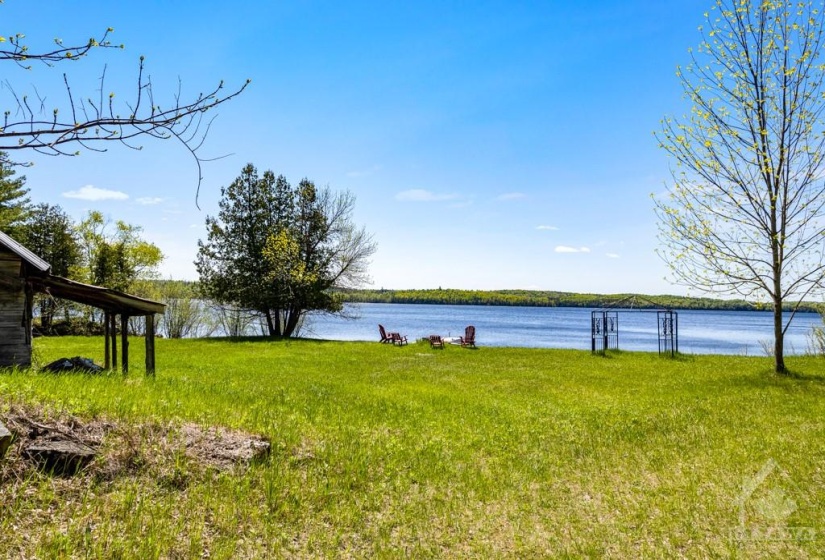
[298,303,824,356]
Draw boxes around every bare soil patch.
[0,404,270,483]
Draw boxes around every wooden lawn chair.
[392,332,408,346]
[378,324,392,343]
[460,325,476,348]
[429,335,444,349]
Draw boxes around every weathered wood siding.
[0,249,30,367]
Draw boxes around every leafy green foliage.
[336,287,815,311]
[20,203,81,331]
[196,164,376,337]
[21,203,79,278]
[75,210,163,293]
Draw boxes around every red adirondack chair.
[378,324,392,343]
[429,335,444,349]
[391,332,408,346]
[460,325,476,348]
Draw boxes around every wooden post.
[110,313,118,373]
[121,314,129,374]
[104,311,111,369]
[145,314,156,376]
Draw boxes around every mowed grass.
[2,336,825,558]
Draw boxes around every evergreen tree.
[0,152,30,237]
[196,164,376,337]
[21,203,80,330]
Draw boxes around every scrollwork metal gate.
[591,310,619,353]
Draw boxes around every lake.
[298,303,824,356]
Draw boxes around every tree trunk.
[264,309,276,337]
[773,297,786,374]
[283,308,301,338]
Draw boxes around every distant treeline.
[144,282,823,313]
[333,288,824,313]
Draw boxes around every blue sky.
[2,1,705,294]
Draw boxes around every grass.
[2,336,825,557]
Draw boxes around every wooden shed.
[0,231,165,373]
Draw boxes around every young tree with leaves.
[76,211,163,292]
[656,0,825,373]
[196,165,376,337]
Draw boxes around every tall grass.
[2,337,825,557]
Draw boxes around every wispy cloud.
[396,189,459,202]
[537,225,559,231]
[606,253,621,259]
[63,185,128,201]
[497,192,525,201]
[136,197,164,205]
[555,246,591,254]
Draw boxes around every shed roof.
[0,230,164,316]
[29,275,165,315]
[0,230,50,273]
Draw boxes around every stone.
[23,440,96,475]
[0,420,12,459]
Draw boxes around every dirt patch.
[0,404,270,483]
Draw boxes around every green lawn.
[2,336,825,558]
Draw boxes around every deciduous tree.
[76,210,163,292]
[656,0,825,373]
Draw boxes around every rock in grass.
[42,356,104,374]
[23,440,96,475]
[0,421,11,459]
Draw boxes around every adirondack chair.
[460,325,476,348]
[429,335,444,349]
[391,332,408,346]
[378,324,392,343]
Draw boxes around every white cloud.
[63,185,128,201]
[606,253,621,259]
[555,246,591,254]
[536,225,559,231]
[497,192,525,201]
[136,197,164,205]
[396,189,458,202]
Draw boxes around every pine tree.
[0,152,30,237]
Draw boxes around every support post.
[104,311,111,369]
[145,314,156,376]
[121,314,129,374]
[110,313,118,372]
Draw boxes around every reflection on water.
[299,303,823,356]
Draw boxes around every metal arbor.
[590,296,679,357]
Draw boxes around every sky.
[1,0,708,295]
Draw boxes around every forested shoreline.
[334,288,823,313]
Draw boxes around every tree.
[0,152,30,237]
[76,210,163,293]
[655,0,825,373]
[21,203,80,330]
[196,164,376,337]
[0,11,249,198]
